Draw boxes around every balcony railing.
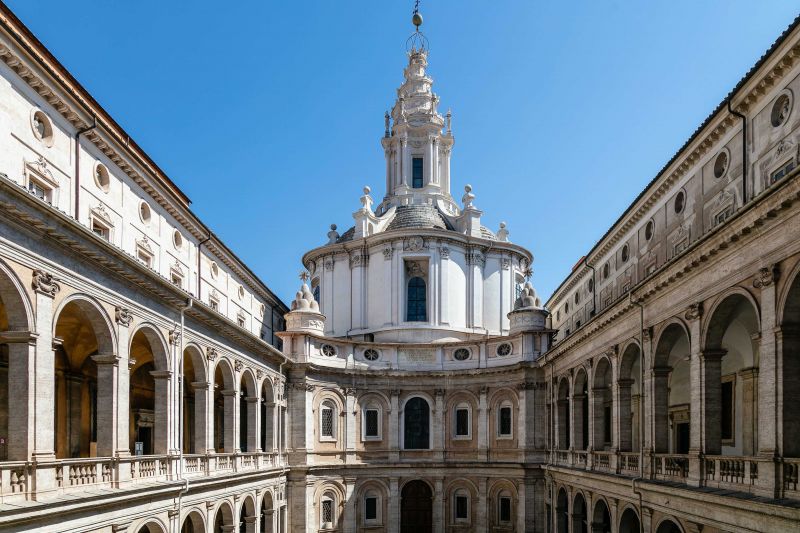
[704,455,760,490]
[619,452,639,474]
[594,450,613,472]
[0,451,283,503]
[653,453,689,480]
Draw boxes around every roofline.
[546,11,800,306]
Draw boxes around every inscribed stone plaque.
[399,348,436,364]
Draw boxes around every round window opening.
[645,220,654,241]
[454,348,471,361]
[621,244,630,263]
[713,151,729,179]
[321,344,337,357]
[31,110,53,145]
[363,348,380,361]
[771,93,792,127]
[674,191,685,214]
[94,164,110,193]
[139,201,152,224]
[173,229,183,249]
[496,343,512,357]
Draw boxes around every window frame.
[320,492,336,529]
[498,494,513,525]
[363,490,381,525]
[412,156,424,188]
[406,276,428,322]
[721,373,736,446]
[497,403,513,439]
[453,403,472,440]
[319,400,337,442]
[362,406,382,441]
[453,490,470,524]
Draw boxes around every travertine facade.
[1,3,800,533]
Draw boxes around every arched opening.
[618,344,642,452]
[406,277,427,322]
[592,358,613,450]
[136,522,165,533]
[260,492,274,533]
[555,488,568,533]
[129,327,169,456]
[557,379,570,450]
[182,346,207,454]
[0,266,31,461]
[213,502,234,533]
[401,480,432,533]
[705,294,759,455]
[653,323,691,454]
[573,370,589,451]
[656,518,683,533]
[572,492,587,533]
[239,371,258,453]
[180,510,205,533]
[591,499,611,533]
[619,507,641,533]
[403,397,430,449]
[782,271,800,456]
[239,495,256,533]
[213,361,235,453]
[53,299,114,458]
[261,379,275,452]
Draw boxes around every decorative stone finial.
[507,281,547,335]
[285,277,326,334]
[384,111,391,138]
[445,109,452,134]
[327,224,340,244]
[359,186,374,214]
[462,184,475,208]
[498,222,509,242]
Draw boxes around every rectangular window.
[364,409,380,438]
[455,495,468,520]
[171,272,183,287]
[713,205,735,227]
[455,408,470,437]
[721,376,735,443]
[365,497,377,521]
[321,407,334,438]
[603,405,612,444]
[237,317,245,328]
[28,179,49,200]
[137,248,153,268]
[322,499,333,524]
[412,157,424,188]
[771,159,796,184]
[91,219,110,240]
[209,298,219,311]
[499,497,511,523]
[499,406,512,436]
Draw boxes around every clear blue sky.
[7,1,798,305]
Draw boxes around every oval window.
[321,344,337,357]
[713,151,728,179]
[674,190,685,214]
[621,244,630,263]
[454,348,470,361]
[139,201,152,224]
[645,220,654,241]
[363,348,380,361]
[496,343,512,356]
[771,93,791,127]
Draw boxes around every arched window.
[407,277,427,322]
[363,490,381,525]
[320,400,337,441]
[404,397,430,449]
[320,491,336,529]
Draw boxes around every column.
[591,387,606,450]
[478,387,488,460]
[345,388,356,461]
[115,320,131,457]
[222,389,237,453]
[518,384,528,457]
[651,368,670,453]
[243,515,257,533]
[570,391,583,452]
[4,332,36,460]
[32,276,57,460]
[433,389,444,459]
[192,381,210,454]
[739,368,758,456]
[617,379,633,452]
[754,267,778,494]
[92,354,120,457]
[701,350,725,455]
[388,478,400,533]
[389,390,400,460]
[247,396,260,452]
[204,381,216,453]
[400,136,409,189]
[150,370,172,455]
[686,306,703,486]
[432,478,444,528]
[343,477,357,532]
[476,477,487,531]
[425,135,434,186]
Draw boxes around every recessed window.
[621,244,630,263]
[496,343,512,357]
[27,177,52,202]
[771,93,792,127]
[454,348,471,361]
[364,408,380,439]
[407,276,427,322]
[209,297,219,311]
[713,151,729,178]
[412,157,424,188]
[721,375,735,445]
[363,348,380,361]
[237,315,245,328]
[172,229,183,249]
[321,344,337,357]
[170,270,183,288]
[455,406,470,437]
[454,491,469,522]
[574,292,580,304]
[498,405,513,437]
[31,110,54,146]
[210,261,219,279]
[94,163,110,193]
[364,493,379,522]
[564,302,569,313]
[771,160,796,184]
[588,278,594,293]
[320,401,336,439]
[91,218,110,240]
[674,190,686,214]
[139,201,152,224]
[136,246,153,268]
[645,219,654,241]
[498,495,512,524]
[320,492,335,529]
[403,397,430,449]
[602,263,610,279]
[238,285,245,300]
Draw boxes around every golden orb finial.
[412,11,423,30]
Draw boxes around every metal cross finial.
[299,271,310,283]
[523,267,533,281]
[413,0,420,15]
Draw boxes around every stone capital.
[0,330,37,344]
[684,302,703,321]
[701,349,727,361]
[92,353,121,366]
[753,264,779,289]
[149,370,172,380]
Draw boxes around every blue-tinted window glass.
[412,157,424,188]
[407,276,427,321]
